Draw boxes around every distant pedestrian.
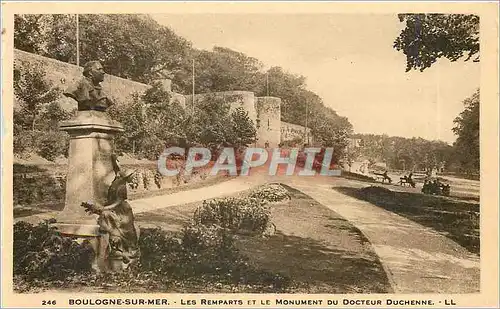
[154,171,162,189]
[142,170,150,190]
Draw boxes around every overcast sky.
[152,14,480,144]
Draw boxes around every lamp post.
[76,14,80,66]
[192,59,195,115]
[266,72,269,97]
[304,99,309,145]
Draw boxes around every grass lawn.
[334,186,479,254]
[135,184,392,293]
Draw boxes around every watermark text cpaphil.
[157,147,342,177]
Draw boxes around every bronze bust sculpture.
[64,61,114,112]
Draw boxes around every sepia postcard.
[1,1,499,308]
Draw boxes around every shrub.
[138,134,166,161]
[280,137,303,147]
[138,227,183,275]
[138,226,249,280]
[14,224,293,292]
[13,128,36,155]
[35,130,69,161]
[13,220,94,280]
[13,173,65,206]
[181,223,241,276]
[182,224,232,253]
[138,226,290,289]
[13,129,69,162]
[138,226,238,278]
[193,197,271,235]
[249,184,290,203]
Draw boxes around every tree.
[14,14,192,83]
[13,61,73,159]
[14,15,46,54]
[108,94,149,156]
[344,146,360,172]
[79,14,191,83]
[352,133,454,172]
[108,88,258,159]
[394,14,479,71]
[188,93,233,150]
[229,107,257,147]
[44,14,78,64]
[108,83,188,160]
[37,101,75,132]
[14,61,61,132]
[261,66,307,124]
[142,82,186,143]
[174,46,265,94]
[310,111,352,164]
[452,89,480,173]
[15,14,77,64]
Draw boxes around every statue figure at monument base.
[81,156,140,272]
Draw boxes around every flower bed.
[249,184,290,203]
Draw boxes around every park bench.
[373,171,392,183]
[398,174,416,188]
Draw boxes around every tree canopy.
[174,46,265,94]
[393,14,480,175]
[14,60,61,132]
[15,14,192,84]
[351,133,454,172]
[394,14,479,72]
[452,89,480,173]
[13,61,74,160]
[14,14,356,162]
[106,86,257,160]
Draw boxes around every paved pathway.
[15,174,266,224]
[279,176,480,293]
[131,174,267,214]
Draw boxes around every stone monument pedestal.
[52,110,124,272]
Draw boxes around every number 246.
[42,300,56,305]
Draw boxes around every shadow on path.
[334,186,479,254]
